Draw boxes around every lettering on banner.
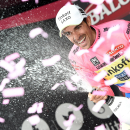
[86,0,130,25]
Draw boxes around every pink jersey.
[68,20,130,96]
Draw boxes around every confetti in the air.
[21,0,28,2]
[94,5,102,14]
[28,103,38,114]
[93,70,107,82]
[92,100,106,112]
[2,87,25,98]
[28,102,44,114]
[104,77,117,86]
[74,104,83,111]
[95,124,106,130]
[0,60,14,72]
[107,24,120,39]
[51,83,61,90]
[124,67,130,77]
[71,75,81,83]
[63,114,76,127]
[92,90,107,96]
[92,37,105,52]
[15,58,26,69]
[37,102,44,113]
[0,78,10,91]
[7,68,26,79]
[124,46,130,59]
[76,49,89,56]
[5,53,20,62]
[103,54,110,64]
[28,115,40,126]
[0,117,5,123]
[29,27,48,39]
[111,44,115,51]
[124,81,130,88]
[42,55,61,67]
[65,81,77,91]
[35,0,39,4]
[2,99,10,105]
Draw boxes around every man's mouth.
[78,36,86,44]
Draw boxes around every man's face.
[62,17,96,49]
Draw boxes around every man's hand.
[88,92,108,103]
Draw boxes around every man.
[55,4,130,103]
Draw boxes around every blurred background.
[0,0,130,129]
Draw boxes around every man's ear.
[85,16,91,26]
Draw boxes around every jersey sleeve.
[69,57,114,96]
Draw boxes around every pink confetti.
[111,44,115,51]
[104,77,117,86]
[22,0,28,1]
[124,46,130,59]
[63,114,76,127]
[37,102,44,113]
[5,53,20,62]
[74,104,83,111]
[35,0,39,4]
[105,0,113,4]
[94,5,102,14]
[0,117,5,123]
[124,67,130,77]
[51,83,60,90]
[68,105,73,109]
[80,0,89,2]
[28,115,40,126]
[9,61,16,66]
[0,78,10,91]
[92,100,106,112]
[29,27,48,39]
[92,37,105,52]
[76,49,89,56]
[107,24,120,39]
[2,87,24,98]
[71,75,81,83]
[65,81,77,91]
[93,70,107,82]
[0,60,14,72]
[92,90,107,96]
[2,99,10,105]
[95,124,106,130]
[65,2,71,6]
[15,58,26,69]
[103,54,110,64]
[7,68,26,79]
[71,0,78,2]
[124,81,130,88]
[28,103,38,114]
[42,55,61,67]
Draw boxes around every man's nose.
[73,31,80,42]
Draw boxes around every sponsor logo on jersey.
[107,57,130,76]
[126,23,130,34]
[73,47,79,55]
[103,27,110,32]
[90,56,100,66]
[106,44,124,56]
[96,53,121,69]
[115,70,129,81]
